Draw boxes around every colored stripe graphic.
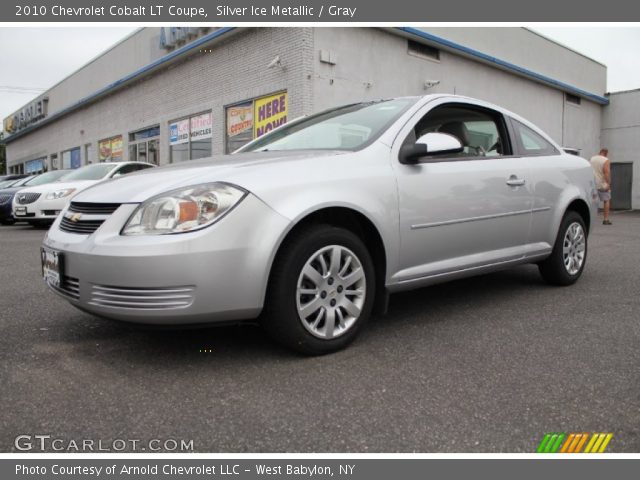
[598,433,613,453]
[538,433,613,453]
[560,433,575,453]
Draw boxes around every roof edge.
[4,27,238,144]
[392,27,609,106]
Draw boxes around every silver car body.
[42,95,598,324]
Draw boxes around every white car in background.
[13,162,155,226]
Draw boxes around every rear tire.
[262,224,375,355]
[538,211,587,286]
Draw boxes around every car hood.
[74,151,347,203]
[17,179,101,195]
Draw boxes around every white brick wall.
[6,27,314,168]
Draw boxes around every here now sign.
[254,92,288,138]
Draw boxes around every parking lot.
[1,212,639,452]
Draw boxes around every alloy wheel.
[296,245,367,339]
[562,221,586,275]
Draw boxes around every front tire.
[263,224,375,355]
[538,211,587,286]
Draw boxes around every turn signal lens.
[179,201,199,222]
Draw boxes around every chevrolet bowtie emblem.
[68,213,82,223]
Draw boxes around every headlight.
[45,188,76,200]
[121,183,247,235]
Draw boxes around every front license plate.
[15,206,27,216]
[41,247,62,288]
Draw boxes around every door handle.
[506,175,526,187]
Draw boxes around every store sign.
[3,97,49,134]
[190,112,212,140]
[254,92,288,138]
[99,136,123,161]
[112,137,123,159]
[227,104,253,137]
[169,119,190,145]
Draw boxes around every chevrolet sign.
[4,97,49,134]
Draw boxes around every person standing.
[590,148,612,225]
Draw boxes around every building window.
[25,158,46,174]
[225,91,288,153]
[169,112,212,163]
[226,102,254,153]
[408,39,440,61]
[128,125,160,165]
[565,93,581,105]
[98,136,123,162]
[62,147,81,169]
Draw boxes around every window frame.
[128,125,160,165]
[397,102,515,164]
[565,93,582,106]
[407,39,440,62]
[168,111,213,163]
[224,91,289,154]
[508,117,560,157]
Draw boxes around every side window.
[112,164,138,176]
[511,119,559,156]
[403,103,511,159]
[132,163,153,171]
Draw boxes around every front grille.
[16,192,41,205]
[0,194,12,205]
[58,202,122,235]
[49,275,80,300]
[68,202,121,215]
[89,285,195,310]
[59,217,104,234]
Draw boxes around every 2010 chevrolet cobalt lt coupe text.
[42,95,597,354]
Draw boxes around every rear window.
[511,119,559,156]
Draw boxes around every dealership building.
[3,27,637,208]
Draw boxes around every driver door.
[391,100,532,282]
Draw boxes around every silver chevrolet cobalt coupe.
[42,95,597,354]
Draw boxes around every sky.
[1,26,639,128]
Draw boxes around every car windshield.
[240,98,418,152]
[61,164,115,181]
[23,170,71,186]
[0,179,17,188]
[9,176,34,187]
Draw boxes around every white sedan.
[13,162,155,226]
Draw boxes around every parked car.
[0,175,30,189]
[0,170,73,224]
[42,95,597,354]
[14,162,155,226]
[0,174,30,183]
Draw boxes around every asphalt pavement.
[1,212,638,452]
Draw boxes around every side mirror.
[399,132,464,164]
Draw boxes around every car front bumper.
[42,194,291,325]
[0,200,13,221]
[13,196,67,222]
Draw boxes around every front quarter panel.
[237,143,401,284]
